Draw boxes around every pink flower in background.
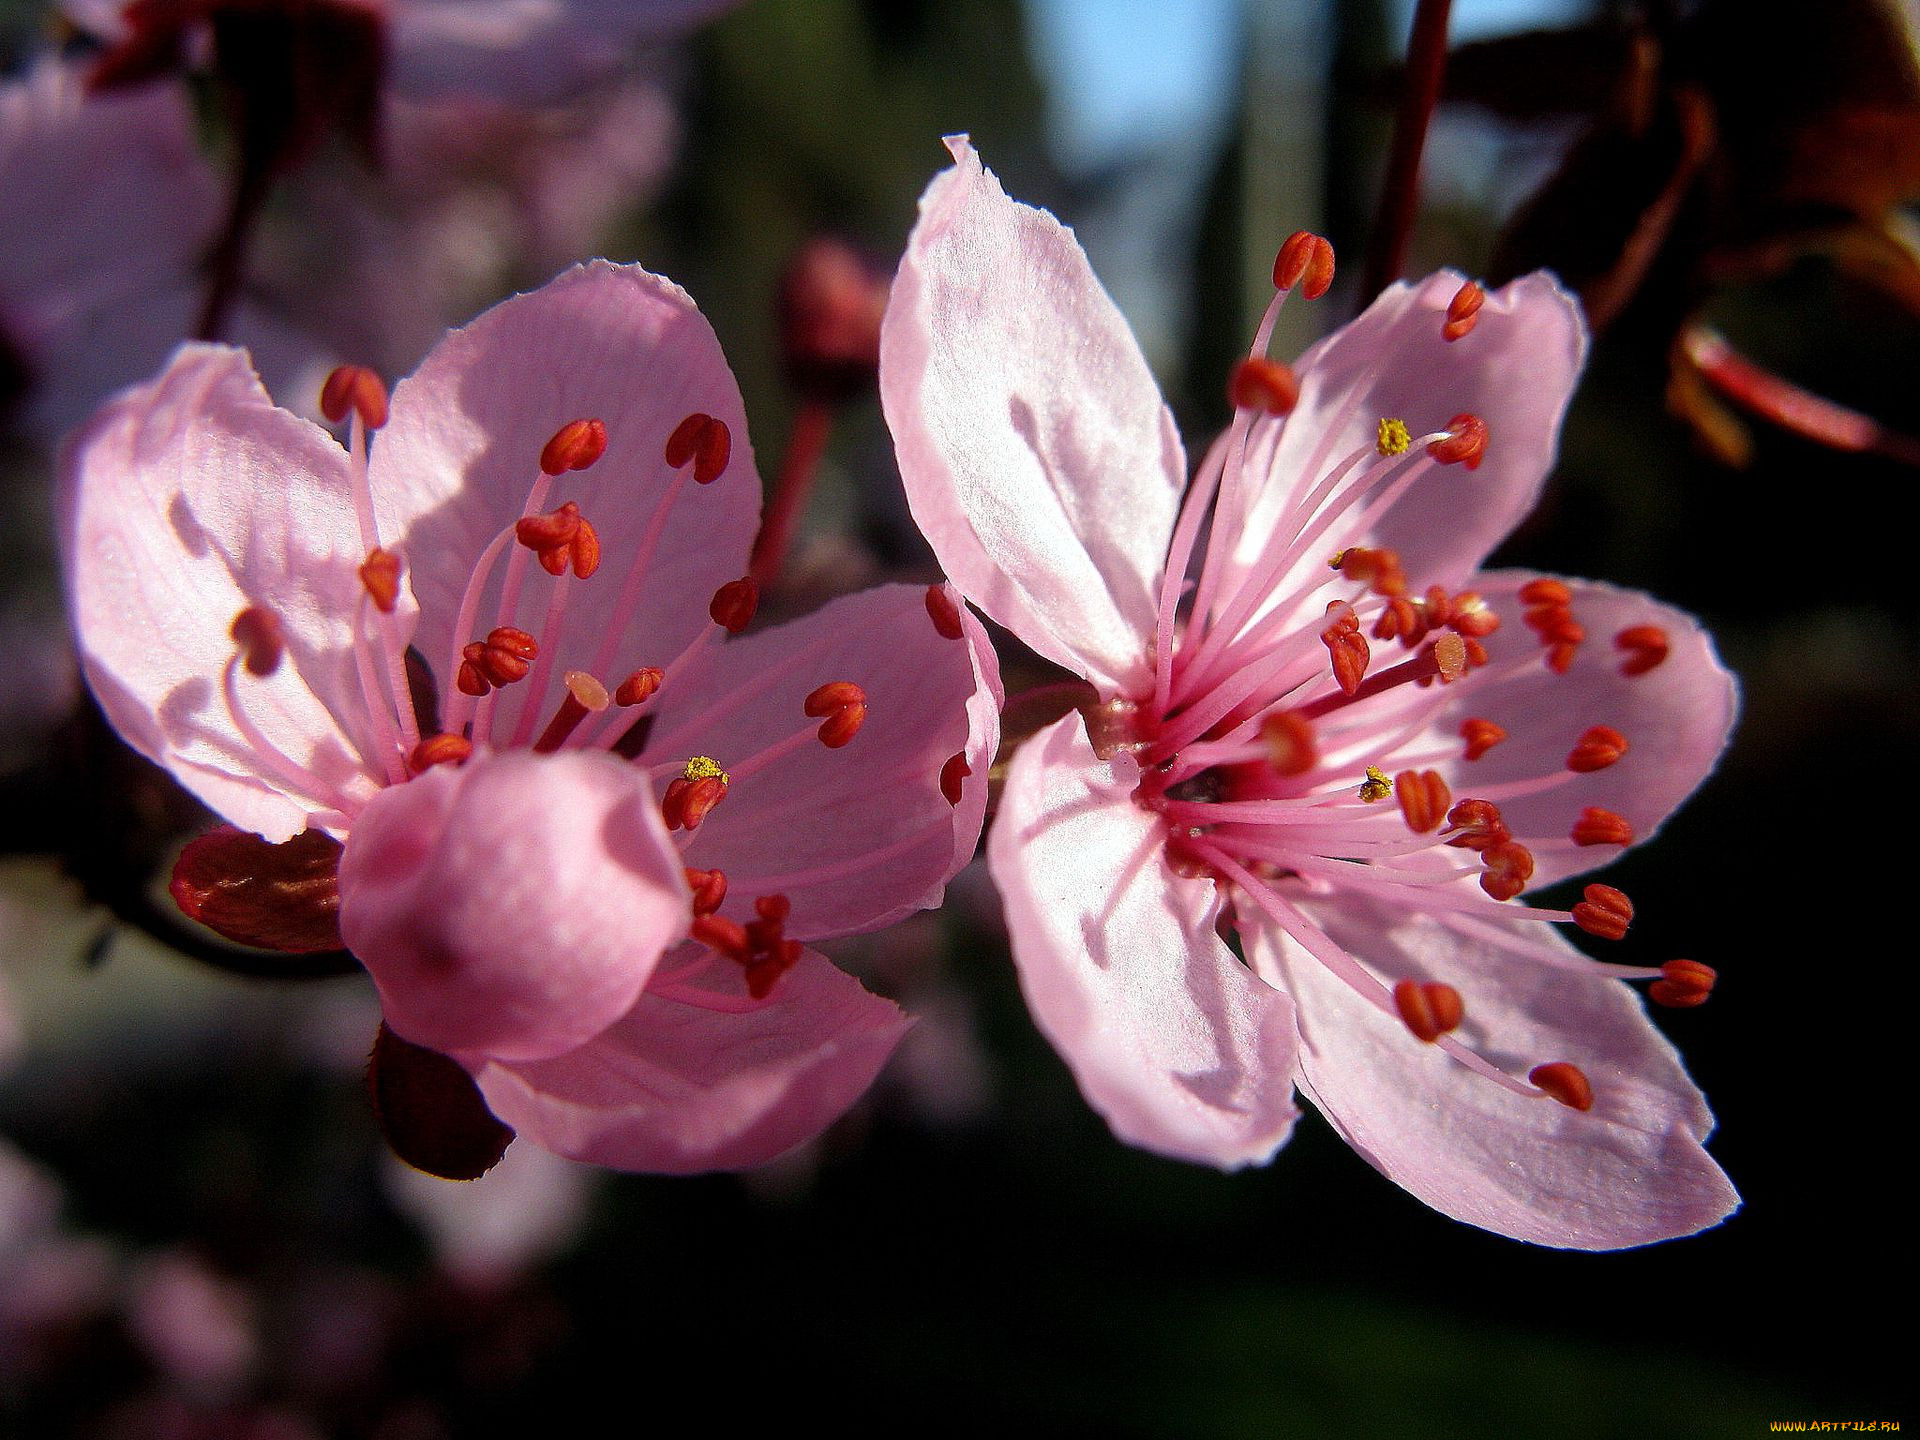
[881,138,1736,1248]
[63,261,998,1174]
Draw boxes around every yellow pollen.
[1327,549,1348,570]
[1358,765,1393,802]
[683,755,728,784]
[1376,418,1411,456]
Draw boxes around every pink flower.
[63,261,999,1173]
[880,138,1737,1248]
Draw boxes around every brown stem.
[1361,0,1454,304]
[749,398,834,592]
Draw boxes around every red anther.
[457,626,537,695]
[804,681,867,717]
[1446,591,1500,637]
[1442,281,1484,342]
[679,775,728,831]
[360,547,401,614]
[940,752,971,805]
[1529,1061,1594,1111]
[407,734,473,774]
[1272,231,1334,298]
[1547,642,1579,675]
[661,777,691,830]
[692,912,749,959]
[1459,717,1507,761]
[533,671,610,753]
[744,942,801,999]
[1393,979,1464,1043]
[1372,596,1421,643]
[685,867,728,917]
[665,412,708,468]
[1571,883,1633,940]
[1650,959,1717,1009]
[230,606,284,677]
[1463,638,1489,668]
[1432,631,1468,683]
[1567,724,1628,773]
[1427,413,1487,468]
[709,577,757,633]
[540,418,608,475]
[1519,578,1572,607]
[517,500,599,577]
[1335,545,1406,597]
[1257,711,1315,776]
[1395,769,1452,833]
[615,667,664,707]
[1321,607,1369,696]
[1229,357,1300,414]
[571,518,601,578]
[319,364,388,429]
[1479,840,1535,901]
[816,702,866,748]
[1615,624,1671,677]
[925,584,965,640]
[665,413,732,483]
[1443,798,1509,850]
[1524,606,1584,645]
[1571,807,1634,847]
[753,894,792,925]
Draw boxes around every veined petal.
[337,749,690,1063]
[371,261,759,717]
[650,583,1000,940]
[61,344,397,842]
[881,136,1183,694]
[1217,272,1586,622]
[1249,895,1738,1249]
[990,714,1300,1168]
[471,945,909,1174]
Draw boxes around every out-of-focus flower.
[384,1141,591,1288]
[881,138,1737,1249]
[63,261,999,1176]
[778,235,891,405]
[123,1250,259,1395]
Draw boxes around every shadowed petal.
[990,714,1300,1168]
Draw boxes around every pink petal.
[1415,575,1737,887]
[1216,272,1586,616]
[61,344,397,842]
[471,945,908,1173]
[1247,895,1738,1249]
[337,749,689,1062]
[989,714,1300,1168]
[369,261,760,730]
[650,583,1000,940]
[881,136,1183,694]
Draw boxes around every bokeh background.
[2,0,1912,1434]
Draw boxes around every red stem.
[1361,0,1454,304]
[749,398,834,592]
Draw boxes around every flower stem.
[1360,0,1454,304]
[749,398,834,592]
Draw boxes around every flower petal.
[1407,575,1738,887]
[370,261,760,730]
[881,136,1182,694]
[337,749,689,1062]
[1216,272,1586,621]
[648,583,999,940]
[1247,894,1738,1249]
[61,344,395,841]
[990,713,1300,1168]
[471,945,909,1173]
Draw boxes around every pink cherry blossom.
[880,137,1737,1249]
[63,260,999,1173]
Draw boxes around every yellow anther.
[1358,765,1393,802]
[1376,418,1411,456]
[683,755,729,785]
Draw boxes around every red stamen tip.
[615,667,663,707]
[457,626,537,696]
[1571,807,1634,847]
[816,702,867,748]
[230,606,284,677]
[1273,231,1335,299]
[1615,624,1671,677]
[516,501,599,577]
[1427,413,1488,468]
[803,681,867,716]
[1260,711,1317,777]
[359,547,401,614]
[940,752,971,806]
[1571,883,1633,940]
[1650,958,1717,1008]
[320,364,388,429]
[408,734,472,775]
[685,866,728,917]
[1459,716,1507,761]
[1530,1061,1594,1111]
[665,413,733,484]
[1443,798,1508,851]
[1334,545,1406,596]
[1395,769,1452,833]
[1567,725,1628,773]
[663,773,729,832]
[1518,578,1572,607]
[1393,980,1464,1043]
[540,418,608,475]
[1443,281,1484,342]
[1321,606,1369,696]
[1479,840,1535,901]
[1229,357,1300,415]
[709,577,758,633]
[925,584,965,639]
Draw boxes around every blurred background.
[2,0,1913,1433]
